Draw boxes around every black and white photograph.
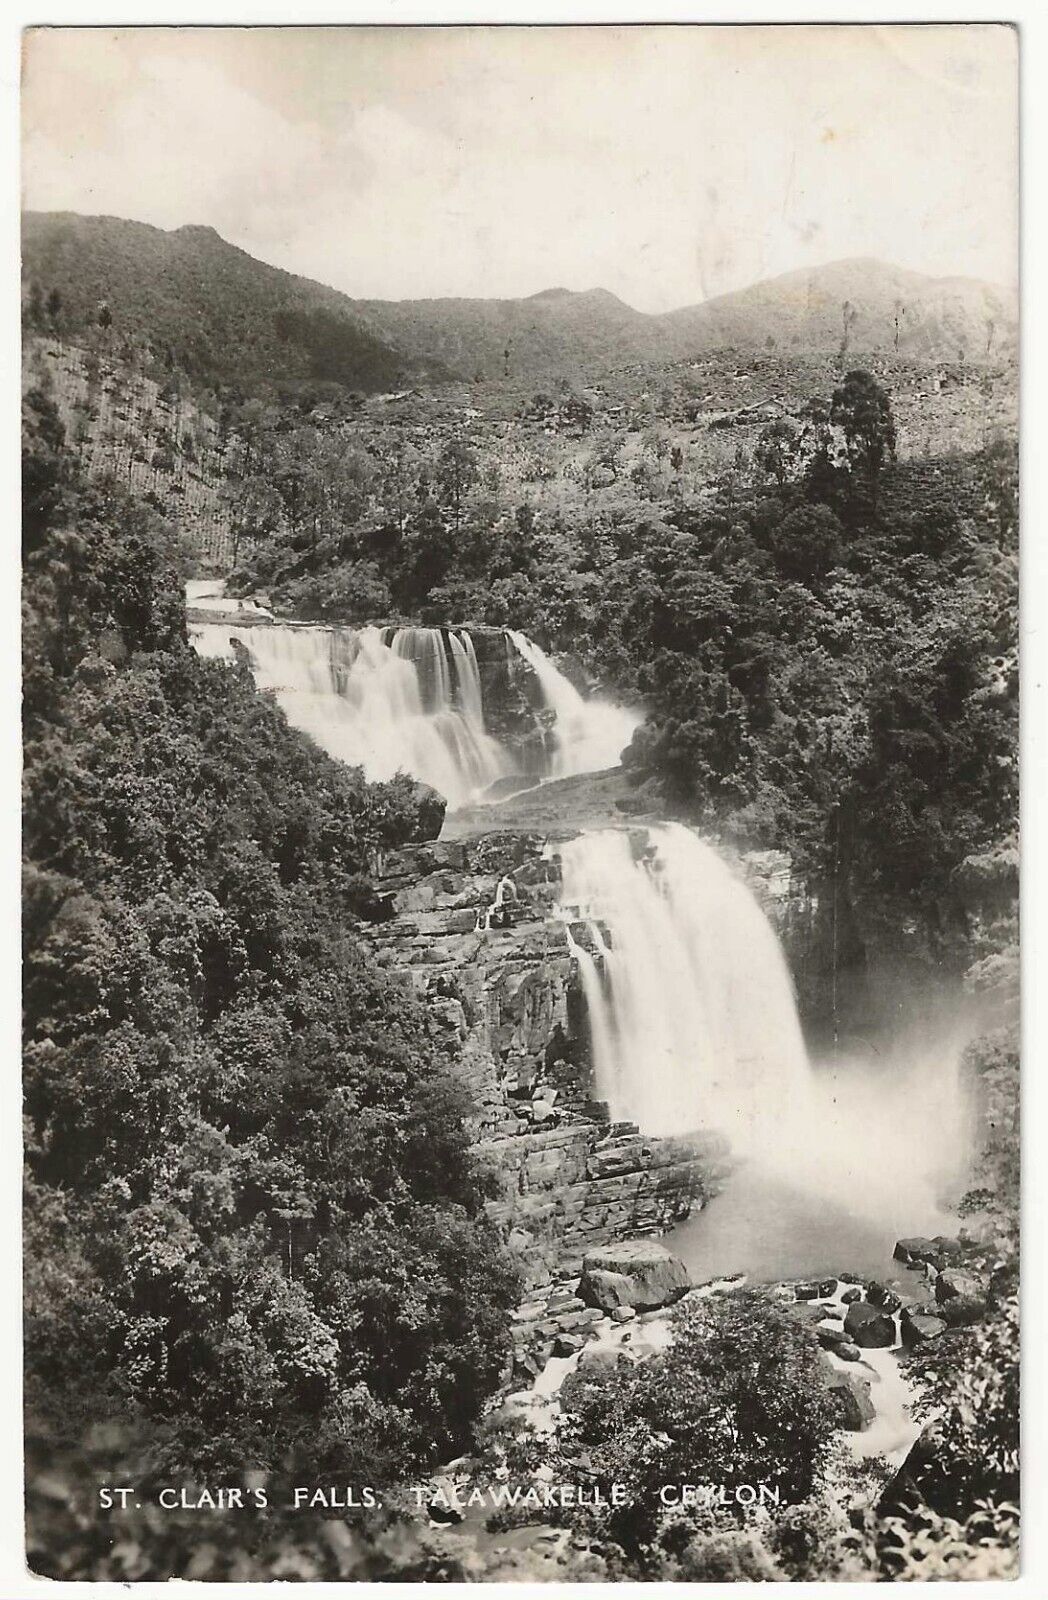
[18,19,1022,1584]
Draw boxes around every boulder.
[843,1301,896,1349]
[840,1286,863,1304]
[935,1269,983,1305]
[611,1306,636,1324]
[579,1241,690,1312]
[577,1343,631,1372]
[866,1281,901,1311]
[552,1333,585,1359]
[895,1235,963,1272]
[578,1269,636,1313]
[900,1311,948,1348]
[819,1357,876,1431]
[794,1282,822,1301]
[835,1341,862,1362]
[879,1419,952,1516]
[940,1293,988,1328]
[819,1278,838,1298]
[407,782,446,842]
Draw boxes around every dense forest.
[23,389,523,1572]
[22,219,1019,1580]
[221,365,1018,927]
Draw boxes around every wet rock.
[879,1419,952,1516]
[579,1241,691,1312]
[840,1286,863,1304]
[552,1333,585,1359]
[894,1235,964,1272]
[819,1356,876,1430]
[819,1278,838,1297]
[900,1310,948,1348]
[795,1282,822,1301]
[940,1293,988,1327]
[835,1341,862,1362]
[935,1269,983,1305]
[611,1306,636,1323]
[843,1301,896,1349]
[577,1343,631,1372]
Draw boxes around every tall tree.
[830,369,897,502]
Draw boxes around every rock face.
[579,1241,691,1312]
[363,833,727,1289]
[461,627,552,773]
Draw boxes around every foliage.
[544,1289,839,1563]
[23,422,520,1509]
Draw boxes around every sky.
[21,24,1018,313]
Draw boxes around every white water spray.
[190,622,510,810]
[556,823,970,1226]
[190,616,640,811]
[507,630,642,778]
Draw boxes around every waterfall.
[556,823,971,1224]
[190,622,510,810]
[507,630,642,778]
[558,824,809,1141]
[189,614,639,810]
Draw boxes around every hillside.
[666,257,1017,364]
[23,211,1017,391]
[21,211,455,393]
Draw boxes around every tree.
[830,370,897,502]
[436,439,479,533]
[25,280,45,329]
[23,440,519,1505]
[767,503,846,585]
[839,299,859,357]
[549,1289,840,1557]
[755,419,801,489]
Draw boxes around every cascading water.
[558,824,809,1141]
[507,630,642,778]
[189,615,640,811]
[190,622,510,810]
[556,823,971,1237]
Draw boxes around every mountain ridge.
[22,209,1017,389]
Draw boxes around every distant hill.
[664,257,1017,364]
[21,211,454,393]
[22,211,1017,390]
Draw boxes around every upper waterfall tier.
[507,631,641,782]
[188,619,639,810]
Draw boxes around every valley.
[22,211,1019,1582]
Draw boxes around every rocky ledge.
[363,833,729,1290]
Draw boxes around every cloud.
[22,24,1017,312]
